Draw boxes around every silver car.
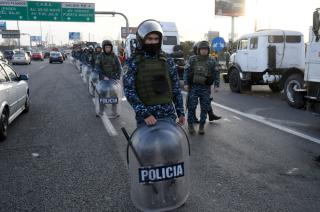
[0,60,29,141]
[12,52,31,65]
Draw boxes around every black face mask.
[143,44,160,56]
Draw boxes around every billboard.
[31,36,42,42]
[121,27,138,39]
[215,0,245,17]
[207,31,220,42]
[1,30,20,38]
[69,32,80,40]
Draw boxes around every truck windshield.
[268,35,284,43]
[163,36,177,45]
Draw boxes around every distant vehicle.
[26,51,32,58]
[160,21,180,54]
[31,52,44,61]
[4,50,14,60]
[124,34,137,60]
[124,21,180,57]
[49,51,63,64]
[44,51,50,59]
[0,52,9,64]
[0,60,30,141]
[12,52,31,65]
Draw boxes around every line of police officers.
[72,19,220,135]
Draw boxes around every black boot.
[188,124,195,134]
[208,110,221,121]
[198,124,205,135]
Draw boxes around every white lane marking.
[223,118,231,122]
[101,114,118,136]
[212,102,320,145]
[91,98,118,136]
[39,65,45,69]
[233,116,242,121]
[181,91,320,144]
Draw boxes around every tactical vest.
[100,53,117,76]
[135,54,173,106]
[190,56,212,85]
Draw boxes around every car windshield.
[14,53,25,57]
[51,52,61,57]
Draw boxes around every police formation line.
[71,19,221,211]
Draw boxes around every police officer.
[188,42,221,123]
[93,44,102,69]
[184,41,220,134]
[95,40,122,117]
[95,40,122,81]
[86,45,95,67]
[123,19,185,127]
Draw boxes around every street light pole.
[95,11,129,37]
[16,21,21,49]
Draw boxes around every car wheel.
[229,68,241,93]
[0,110,9,142]
[23,94,30,113]
[284,73,305,109]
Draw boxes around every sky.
[1,0,319,46]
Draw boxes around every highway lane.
[0,58,319,211]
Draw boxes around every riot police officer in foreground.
[184,40,220,134]
[123,19,185,127]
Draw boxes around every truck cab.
[224,29,305,99]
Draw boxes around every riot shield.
[127,120,191,211]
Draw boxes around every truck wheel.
[269,83,282,92]
[284,74,305,108]
[0,110,8,142]
[229,68,241,93]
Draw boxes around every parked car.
[4,50,14,60]
[49,51,63,63]
[12,52,31,65]
[0,60,29,141]
[0,52,9,64]
[31,52,44,61]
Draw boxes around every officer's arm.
[168,59,185,117]
[123,58,150,119]
[114,56,122,80]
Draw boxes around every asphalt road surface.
[1,58,319,212]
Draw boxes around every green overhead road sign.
[0,1,28,20]
[0,1,95,22]
[61,2,95,22]
[28,1,62,21]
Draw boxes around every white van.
[124,21,180,58]
[160,22,180,54]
